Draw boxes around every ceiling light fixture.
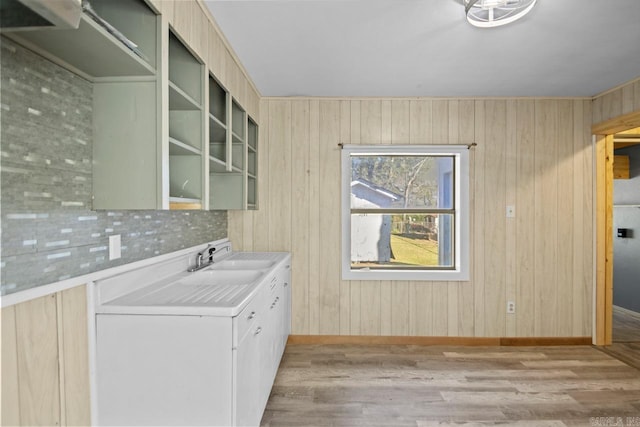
[464,0,537,28]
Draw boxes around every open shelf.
[209,114,227,142]
[209,76,227,124]
[231,100,245,141]
[169,81,201,110]
[169,137,201,156]
[169,155,202,200]
[170,111,202,149]
[248,118,258,150]
[209,156,227,173]
[169,31,202,105]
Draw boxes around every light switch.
[506,205,515,218]
[109,234,121,260]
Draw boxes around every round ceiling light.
[464,0,538,28]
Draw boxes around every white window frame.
[341,145,470,281]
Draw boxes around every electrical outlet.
[109,234,121,260]
[506,300,516,314]
[506,205,515,218]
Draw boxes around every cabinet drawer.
[235,287,265,345]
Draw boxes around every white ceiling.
[204,0,640,98]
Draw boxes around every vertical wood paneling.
[484,100,507,337]
[15,295,60,426]
[227,208,243,250]
[534,100,559,336]
[622,84,635,114]
[1,306,20,426]
[171,1,192,46]
[339,100,351,335]
[291,100,311,334]
[602,90,622,124]
[515,100,536,336]
[242,212,254,251]
[473,100,486,337]
[318,101,341,334]
[457,100,475,337]
[268,101,292,252]
[253,97,594,339]
[556,100,575,336]
[593,77,640,123]
[60,287,91,426]
[308,100,321,334]
[505,99,517,337]
[2,286,92,427]
[573,100,592,336]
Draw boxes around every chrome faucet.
[188,245,216,272]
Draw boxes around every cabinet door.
[281,265,292,348]
[258,288,280,404]
[97,314,232,426]
[235,326,262,427]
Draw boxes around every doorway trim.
[592,110,640,345]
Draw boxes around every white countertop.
[97,252,290,317]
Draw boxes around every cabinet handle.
[248,311,256,320]
[254,327,262,335]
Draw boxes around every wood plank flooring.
[261,345,640,426]
[598,306,640,371]
[613,306,640,342]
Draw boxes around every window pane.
[350,155,454,209]
[350,213,453,268]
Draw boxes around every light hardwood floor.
[261,345,640,426]
[598,306,640,371]
[612,306,640,342]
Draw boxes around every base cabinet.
[96,261,291,426]
[235,325,262,427]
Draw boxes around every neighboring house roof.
[351,178,404,208]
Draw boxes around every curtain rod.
[337,142,477,149]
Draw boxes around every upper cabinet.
[5,0,258,211]
[167,31,206,210]
[209,86,259,210]
[6,0,157,78]
[209,75,229,174]
[247,118,258,210]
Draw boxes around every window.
[341,145,469,281]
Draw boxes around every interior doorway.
[592,112,640,346]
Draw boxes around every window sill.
[342,268,470,282]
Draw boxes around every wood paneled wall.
[1,286,90,426]
[150,0,260,120]
[592,77,640,125]
[228,98,594,338]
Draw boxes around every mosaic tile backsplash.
[0,38,227,295]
